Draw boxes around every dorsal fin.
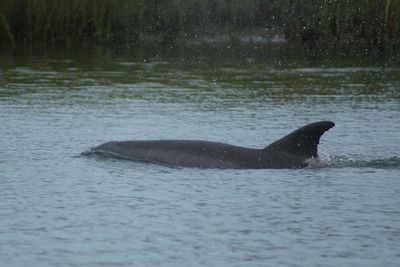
[264,121,335,158]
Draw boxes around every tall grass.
[278,0,400,50]
[0,0,399,51]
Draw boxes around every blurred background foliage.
[0,0,399,52]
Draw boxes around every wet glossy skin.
[86,121,335,169]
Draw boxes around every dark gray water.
[1,54,400,266]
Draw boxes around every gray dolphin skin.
[84,121,334,169]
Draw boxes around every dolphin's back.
[92,140,260,168]
[85,121,335,169]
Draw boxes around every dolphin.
[83,121,334,169]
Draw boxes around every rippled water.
[1,53,400,266]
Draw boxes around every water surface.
[1,53,399,266]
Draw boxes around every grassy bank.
[0,0,399,52]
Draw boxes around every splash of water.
[308,154,400,169]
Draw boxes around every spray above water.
[307,154,400,169]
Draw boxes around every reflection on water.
[1,55,399,104]
[0,52,400,267]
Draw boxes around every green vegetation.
[0,0,399,52]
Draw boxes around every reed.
[278,0,400,50]
[0,0,399,51]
